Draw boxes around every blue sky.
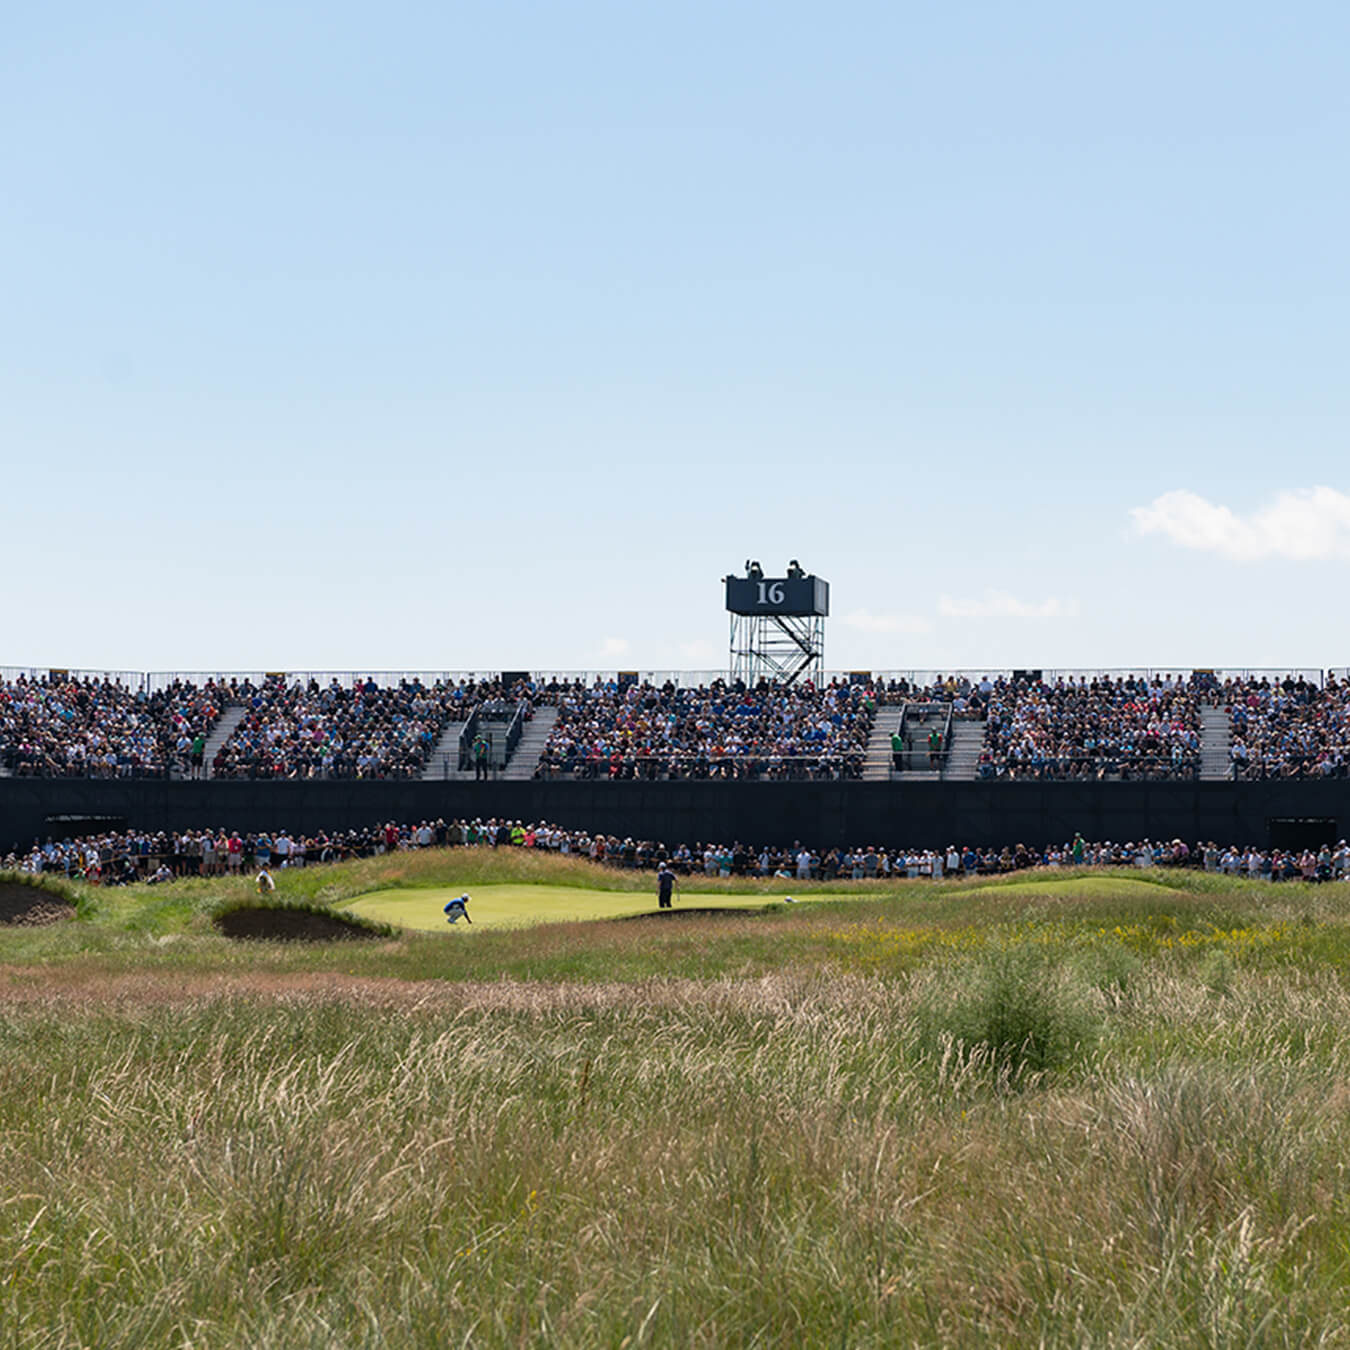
[5,2,1349,678]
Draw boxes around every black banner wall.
[3,779,1349,852]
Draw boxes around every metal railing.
[888,702,954,775]
[457,708,483,772]
[143,670,511,693]
[1230,755,1350,782]
[1,758,180,781]
[1,665,1342,695]
[456,700,521,773]
[533,752,867,781]
[975,754,1201,782]
[888,747,952,777]
[504,699,529,760]
[0,666,149,689]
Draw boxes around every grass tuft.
[915,943,1098,1082]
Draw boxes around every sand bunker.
[0,881,76,927]
[213,905,381,942]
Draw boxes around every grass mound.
[963,874,1190,900]
[212,901,392,943]
[0,875,78,926]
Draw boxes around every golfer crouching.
[444,894,472,925]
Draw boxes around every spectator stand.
[0,668,219,780]
[1223,673,1350,780]
[532,677,875,782]
[205,675,482,781]
[0,665,1342,783]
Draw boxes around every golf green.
[342,883,845,932]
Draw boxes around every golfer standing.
[657,862,678,910]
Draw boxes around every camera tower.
[724,561,830,686]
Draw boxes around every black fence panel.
[5,779,1350,853]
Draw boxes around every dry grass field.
[2,851,1349,1347]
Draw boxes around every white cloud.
[937,590,1077,620]
[598,636,630,658]
[840,609,935,634]
[1130,486,1350,561]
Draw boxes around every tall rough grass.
[2,962,1350,1346]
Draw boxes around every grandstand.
[3,666,1345,784]
[3,664,1347,854]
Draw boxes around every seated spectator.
[0,673,226,779]
[533,677,876,781]
[1225,674,1350,780]
[209,676,474,780]
[979,673,1201,781]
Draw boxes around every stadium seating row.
[2,671,1347,781]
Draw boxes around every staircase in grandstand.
[862,709,902,781]
[943,720,984,781]
[1199,704,1233,781]
[501,704,558,780]
[200,705,248,780]
[421,718,478,781]
[893,703,949,781]
[865,703,961,781]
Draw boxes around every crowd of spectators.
[976,674,1203,780]
[10,814,1350,888]
[7,668,1350,782]
[863,673,1204,779]
[1227,675,1350,779]
[0,675,227,779]
[207,676,473,780]
[533,678,877,780]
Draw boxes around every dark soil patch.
[0,881,75,927]
[213,906,380,943]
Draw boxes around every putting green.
[342,884,845,932]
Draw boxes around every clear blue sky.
[5,2,1348,677]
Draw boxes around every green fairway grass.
[343,882,850,930]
